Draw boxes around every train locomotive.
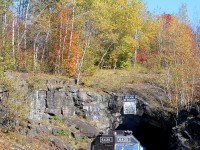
[91,130,143,150]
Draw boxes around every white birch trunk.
[24,0,30,68]
[3,4,7,48]
[17,0,22,68]
[33,33,40,73]
[68,5,75,61]
[12,15,15,64]
[134,48,137,67]
[41,32,49,63]
[134,29,139,67]
[58,11,63,74]
[76,34,91,85]
[98,43,113,67]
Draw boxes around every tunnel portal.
[116,115,171,150]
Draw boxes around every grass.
[26,73,70,88]
[81,66,157,91]
[1,71,70,89]
[81,66,176,112]
[0,129,53,150]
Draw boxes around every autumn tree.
[82,0,144,69]
[150,12,200,114]
[0,0,15,74]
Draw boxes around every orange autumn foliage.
[50,3,80,75]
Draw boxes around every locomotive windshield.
[115,144,140,150]
[115,134,140,150]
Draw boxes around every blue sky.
[143,0,200,28]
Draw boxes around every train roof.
[92,130,140,145]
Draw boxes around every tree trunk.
[2,4,7,49]
[76,34,91,85]
[17,0,22,70]
[24,0,30,68]
[134,29,139,67]
[41,32,49,64]
[12,15,15,64]
[98,43,113,67]
[62,16,69,64]
[68,5,75,65]
[33,32,40,74]
[134,48,137,67]
[58,11,63,74]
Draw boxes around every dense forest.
[0,0,200,112]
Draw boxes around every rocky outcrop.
[0,76,107,150]
[28,82,110,132]
[0,85,9,125]
[170,102,200,150]
[49,137,71,150]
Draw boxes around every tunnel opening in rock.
[115,115,171,150]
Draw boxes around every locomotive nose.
[91,130,142,150]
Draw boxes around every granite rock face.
[28,83,110,131]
